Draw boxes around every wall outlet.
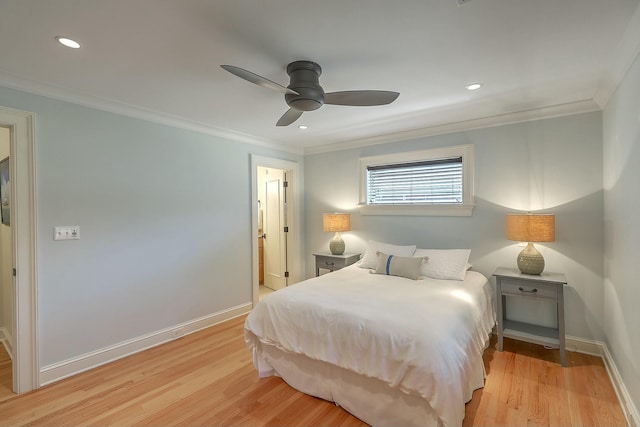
[54,226,80,241]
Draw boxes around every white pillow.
[359,240,416,269]
[413,249,471,281]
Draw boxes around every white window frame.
[358,144,475,216]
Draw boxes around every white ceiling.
[1,0,639,153]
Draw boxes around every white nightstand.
[313,252,361,276]
[493,267,568,367]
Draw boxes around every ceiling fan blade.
[276,108,304,126]
[324,90,399,106]
[220,65,299,95]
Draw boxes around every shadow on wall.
[310,190,603,276]
[469,192,605,342]
[310,190,605,341]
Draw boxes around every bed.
[244,249,495,427]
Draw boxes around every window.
[358,145,474,216]
[367,157,463,205]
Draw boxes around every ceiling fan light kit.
[221,60,399,126]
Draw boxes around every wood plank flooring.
[0,315,628,426]
[0,344,13,403]
[463,337,626,426]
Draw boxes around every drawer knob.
[325,262,334,266]
[518,287,538,294]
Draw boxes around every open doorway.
[0,107,38,395]
[251,156,301,307]
[257,166,289,295]
[0,126,12,401]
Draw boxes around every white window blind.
[366,157,463,205]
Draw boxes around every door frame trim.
[0,106,39,393]
[250,155,301,307]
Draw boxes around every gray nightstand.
[493,267,568,367]
[313,252,361,276]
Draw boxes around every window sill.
[358,203,474,217]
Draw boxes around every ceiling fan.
[220,61,400,126]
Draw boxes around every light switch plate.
[54,226,80,240]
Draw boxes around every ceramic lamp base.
[517,242,545,275]
[329,232,345,255]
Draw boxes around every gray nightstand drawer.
[312,252,361,276]
[500,280,557,299]
[316,256,343,269]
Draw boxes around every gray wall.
[603,53,640,417]
[305,111,604,342]
[0,86,302,367]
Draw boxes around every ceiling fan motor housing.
[285,61,325,111]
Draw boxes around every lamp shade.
[323,213,351,232]
[506,214,555,242]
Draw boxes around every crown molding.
[0,65,617,159]
[593,4,640,108]
[304,99,600,155]
[0,72,304,155]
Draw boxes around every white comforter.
[245,265,495,427]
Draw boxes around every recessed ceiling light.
[55,36,80,49]
[298,125,308,130]
[466,83,482,91]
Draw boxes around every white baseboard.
[602,344,640,427]
[0,327,13,360]
[566,335,606,356]
[566,335,639,427]
[39,302,252,386]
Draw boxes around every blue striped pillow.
[373,251,428,280]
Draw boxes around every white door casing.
[250,155,301,307]
[0,106,38,393]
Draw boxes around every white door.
[263,169,288,290]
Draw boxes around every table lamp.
[323,213,351,255]
[506,213,555,275]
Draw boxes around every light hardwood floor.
[0,315,627,426]
[258,285,275,301]
[0,344,12,403]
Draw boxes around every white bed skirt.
[253,339,487,427]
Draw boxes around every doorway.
[258,166,288,292]
[0,107,38,394]
[0,126,12,401]
[251,156,301,307]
